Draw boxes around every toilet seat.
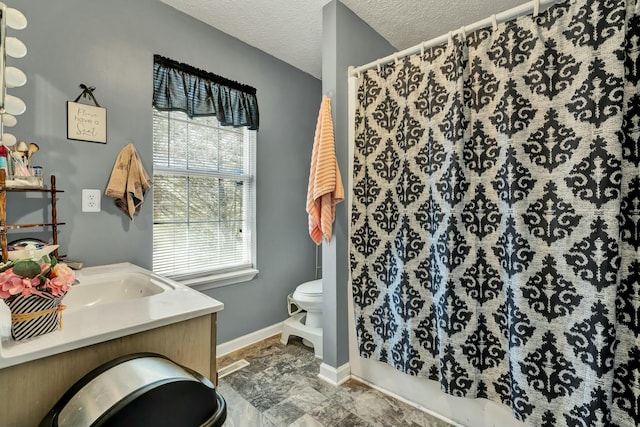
[292,279,322,309]
[294,279,322,297]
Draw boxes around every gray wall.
[10,0,321,343]
[321,1,394,368]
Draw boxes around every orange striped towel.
[306,96,344,245]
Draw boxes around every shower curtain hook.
[448,31,453,45]
[420,42,425,57]
[376,60,381,73]
[491,14,498,31]
[460,26,466,40]
[394,54,399,65]
[533,0,540,17]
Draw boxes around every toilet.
[280,279,323,358]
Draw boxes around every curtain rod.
[349,0,557,77]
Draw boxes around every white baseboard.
[318,362,351,386]
[216,322,283,357]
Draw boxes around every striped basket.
[5,291,66,341]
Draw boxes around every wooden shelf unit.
[0,169,65,262]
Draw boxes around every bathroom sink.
[64,271,172,309]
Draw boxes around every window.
[152,109,257,283]
[151,55,259,287]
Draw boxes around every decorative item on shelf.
[0,144,6,172]
[7,238,58,262]
[0,139,43,187]
[0,251,75,341]
[67,84,107,144]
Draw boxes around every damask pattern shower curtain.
[350,0,639,425]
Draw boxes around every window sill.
[178,268,259,292]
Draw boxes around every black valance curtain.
[153,55,259,130]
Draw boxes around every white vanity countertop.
[0,263,224,369]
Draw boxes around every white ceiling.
[158,0,529,79]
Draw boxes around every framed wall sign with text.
[67,101,107,143]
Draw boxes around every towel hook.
[533,0,540,17]
[491,14,498,31]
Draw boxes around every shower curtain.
[349,0,639,425]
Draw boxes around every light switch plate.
[82,189,101,212]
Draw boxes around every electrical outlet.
[82,189,101,212]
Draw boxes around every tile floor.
[216,335,453,427]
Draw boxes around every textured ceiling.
[158,0,530,79]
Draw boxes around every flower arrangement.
[0,255,75,341]
[0,256,75,300]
